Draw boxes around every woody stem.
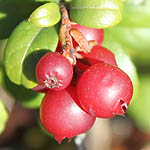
[59,5,76,65]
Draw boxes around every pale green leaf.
[34,0,60,3]
[70,0,124,28]
[29,2,61,27]
[4,20,59,88]
[0,100,9,134]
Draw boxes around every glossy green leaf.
[119,2,150,27]
[0,64,3,85]
[70,0,124,28]
[0,39,7,64]
[103,1,150,65]
[0,66,44,109]
[34,0,60,3]
[124,0,150,5]
[102,29,139,102]
[64,0,72,3]
[29,3,61,27]
[105,26,150,65]
[4,20,59,88]
[127,74,150,133]
[0,0,40,39]
[0,100,9,134]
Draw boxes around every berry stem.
[59,5,76,65]
[59,5,97,65]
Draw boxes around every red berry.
[72,24,104,46]
[40,86,96,143]
[36,52,73,91]
[77,63,133,118]
[81,45,117,66]
[77,45,117,71]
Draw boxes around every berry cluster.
[34,6,133,144]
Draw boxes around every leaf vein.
[21,27,42,65]
[71,7,120,11]
[18,27,43,82]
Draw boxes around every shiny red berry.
[72,24,104,46]
[82,45,117,66]
[77,62,133,118]
[40,86,96,143]
[36,52,73,91]
[77,45,117,71]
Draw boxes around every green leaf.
[64,0,72,3]
[0,39,7,64]
[119,4,150,27]
[105,26,150,65]
[123,0,150,5]
[0,64,3,85]
[29,2,61,27]
[127,74,150,133]
[0,0,40,39]
[70,0,124,28]
[102,29,139,102]
[0,66,44,109]
[4,20,59,89]
[34,0,60,3]
[0,100,9,134]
